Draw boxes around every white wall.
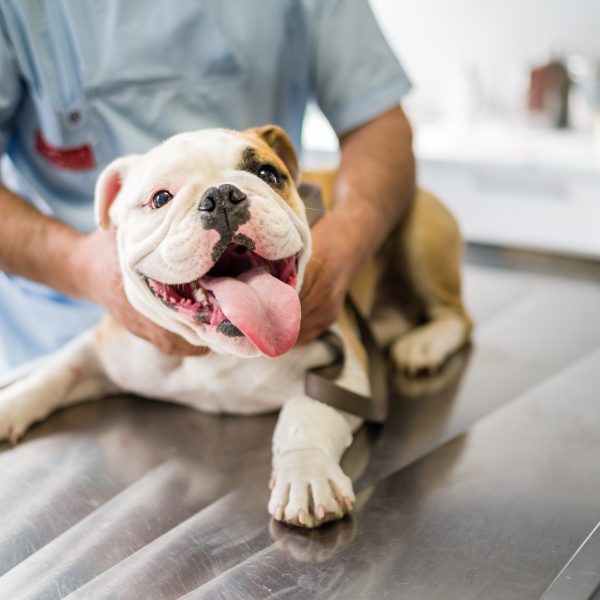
[364,1,600,259]
[370,0,600,116]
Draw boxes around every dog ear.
[95,155,139,229]
[244,125,301,186]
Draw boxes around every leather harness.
[299,183,389,423]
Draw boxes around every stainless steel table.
[1,246,599,600]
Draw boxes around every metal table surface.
[1,246,600,600]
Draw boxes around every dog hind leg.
[389,188,473,375]
[0,327,117,443]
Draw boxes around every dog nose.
[198,184,247,213]
[198,187,218,212]
[219,183,247,205]
[198,184,250,235]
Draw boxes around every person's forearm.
[327,106,415,275]
[0,183,208,354]
[0,183,85,297]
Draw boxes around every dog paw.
[0,415,28,444]
[0,386,40,444]
[268,449,355,529]
[391,317,467,376]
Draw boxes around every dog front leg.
[0,327,117,443]
[269,396,363,528]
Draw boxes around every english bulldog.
[0,126,472,528]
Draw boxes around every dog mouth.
[144,243,300,356]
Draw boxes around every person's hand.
[73,229,209,356]
[298,215,357,344]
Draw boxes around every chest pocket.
[77,2,243,96]
[20,0,244,153]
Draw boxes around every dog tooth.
[193,288,207,303]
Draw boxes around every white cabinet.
[416,122,600,259]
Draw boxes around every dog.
[0,125,472,528]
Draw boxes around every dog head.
[95,126,311,358]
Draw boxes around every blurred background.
[303,0,600,260]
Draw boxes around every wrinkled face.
[96,127,311,357]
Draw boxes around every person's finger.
[150,331,209,356]
[166,333,210,356]
[298,312,333,344]
[298,326,325,344]
[120,309,210,357]
[145,323,209,356]
[167,341,211,357]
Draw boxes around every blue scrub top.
[0,0,411,369]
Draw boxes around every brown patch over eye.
[237,147,300,211]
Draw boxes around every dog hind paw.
[391,316,468,376]
[268,448,355,528]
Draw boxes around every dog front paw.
[0,388,35,444]
[268,448,355,529]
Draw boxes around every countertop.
[1,245,599,600]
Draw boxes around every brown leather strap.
[298,182,389,423]
[298,182,326,227]
[305,297,389,423]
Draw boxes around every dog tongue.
[202,267,300,357]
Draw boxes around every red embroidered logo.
[35,130,96,171]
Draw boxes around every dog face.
[95,126,311,358]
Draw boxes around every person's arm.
[0,183,207,355]
[298,105,415,342]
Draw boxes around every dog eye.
[258,165,280,186]
[151,190,173,209]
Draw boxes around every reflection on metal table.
[1,245,600,600]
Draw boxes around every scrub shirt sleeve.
[0,15,21,157]
[311,0,412,137]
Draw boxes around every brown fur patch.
[236,144,302,214]
[240,125,300,183]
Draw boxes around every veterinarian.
[0,0,415,371]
